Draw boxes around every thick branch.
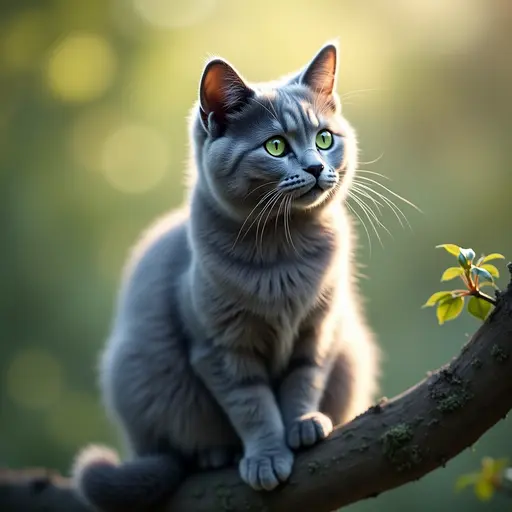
[0,469,87,512]
[2,270,512,512]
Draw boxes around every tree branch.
[2,266,512,512]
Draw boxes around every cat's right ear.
[199,59,254,133]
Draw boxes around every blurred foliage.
[1,1,512,511]
[456,457,510,501]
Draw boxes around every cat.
[72,41,379,512]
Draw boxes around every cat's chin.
[291,185,332,210]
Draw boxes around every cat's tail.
[71,445,184,512]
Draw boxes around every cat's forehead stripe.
[305,105,319,128]
[276,93,313,139]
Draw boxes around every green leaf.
[471,266,493,283]
[441,267,464,281]
[467,296,492,321]
[480,264,499,279]
[475,480,495,501]
[423,291,453,308]
[458,247,476,268]
[436,296,464,325]
[436,244,461,257]
[455,473,479,492]
[482,457,509,478]
[480,253,505,264]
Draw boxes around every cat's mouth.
[292,183,325,206]
[299,183,322,196]
[277,176,336,208]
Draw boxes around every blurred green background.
[1,0,511,510]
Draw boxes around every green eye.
[265,136,287,157]
[316,129,333,150]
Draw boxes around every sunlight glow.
[391,0,490,52]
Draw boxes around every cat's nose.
[304,163,324,178]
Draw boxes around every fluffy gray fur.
[72,42,379,512]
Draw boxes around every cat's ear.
[199,58,254,132]
[299,42,338,96]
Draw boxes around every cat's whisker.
[266,98,280,123]
[347,192,388,247]
[283,195,292,249]
[357,196,393,242]
[251,98,280,124]
[353,178,418,232]
[350,184,384,215]
[349,190,386,229]
[252,190,280,248]
[355,169,390,180]
[263,192,284,248]
[352,182,412,230]
[344,200,372,256]
[231,189,278,250]
[274,191,286,233]
[339,88,380,102]
[357,153,385,166]
[352,185,401,229]
[284,195,300,257]
[348,196,385,248]
[243,181,279,199]
[353,176,422,213]
[256,191,282,257]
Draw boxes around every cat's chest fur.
[196,217,340,314]
[189,204,343,375]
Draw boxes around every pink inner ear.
[201,63,229,118]
[302,46,337,95]
[200,60,252,123]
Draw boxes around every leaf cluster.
[424,244,505,324]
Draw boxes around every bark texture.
[2,267,512,512]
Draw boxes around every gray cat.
[72,42,379,512]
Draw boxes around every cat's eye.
[265,136,288,157]
[315,129,333,150]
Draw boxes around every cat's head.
[191,42,357,218]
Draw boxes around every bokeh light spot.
[6,349,63,410]
[101,124,169,193]
[71,107,125,172]
[132,0,216,29]
[46,32,117,103]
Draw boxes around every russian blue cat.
[73,42,379,512]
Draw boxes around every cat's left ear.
[199,58,254,132]
[299,42,338,96]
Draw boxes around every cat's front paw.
[286,412,333,450]
[239,445,294,491]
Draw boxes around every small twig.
[471,290,497,306]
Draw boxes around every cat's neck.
[190,184,343,265]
